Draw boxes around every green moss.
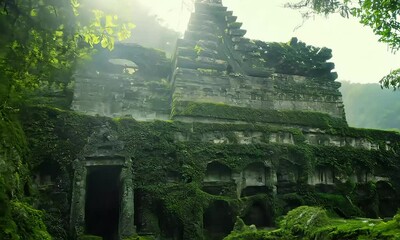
[224,230,280,240]
[16,106,400,239]
[78,235,103,240]
[280,206,329,236]
[0,201,51,240]
[226,207,400,240]
[255,38,337,81]
[315,193,363,218]
[0,113,45,240]
[123,236,155,240]
[172,101,347,128]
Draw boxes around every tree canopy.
[0,0,135,116]
[287,0,400,89]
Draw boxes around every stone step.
[185,30,218,42]
[187,23,216,32]
[189,17,216,27]
[176,39,197,49]
[227,22,243,29]
[228,29,247,37]
[176,47,198,58]
[176,56,227,71]
[195,2,228,13]
[197,48,220,59]
[190,12,217,22]
[225,11,233,16]
[234,43,258,52]
[232,37,250,44]
[196,40,219,51]
[225,15,238,23]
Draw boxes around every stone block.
[229,29,247,37]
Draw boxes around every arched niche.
[33,160,61,191]
[204,161,232,183]
[203,200,234,239]
[243,162,270,187]
[108,58,138,74]
[376,181,398,217]
[243,202,273,228]
[355,170,374,183]
[308,167,335,185]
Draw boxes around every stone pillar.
[69,159,87,237]
[119,158,136,238]
[270,169,278,194]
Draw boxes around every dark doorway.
[203,200,234,240]
[377,181,398,218]
[243,202,272,228]
[204,161,232,183]
[85,166,122,240]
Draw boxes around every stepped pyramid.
[171,0,345,122]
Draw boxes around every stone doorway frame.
[69,157,135,239]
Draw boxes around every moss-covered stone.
[78,235,103,240]
[172,101,347,128]
[0,201,52,240]
[10,105,399,239]
[224,206,400,240]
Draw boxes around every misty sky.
[137,0,400,84]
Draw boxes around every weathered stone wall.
[71,44,171,120]
[173,69,344,118]
[46,1,400,240]
[72,2,345,122]
[24,107,400,239]
[172,0,345,119]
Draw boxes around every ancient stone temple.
[25,0,400,240]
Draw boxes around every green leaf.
[100,37,108,48]
[30,9,38,17]
[105,15,116,28]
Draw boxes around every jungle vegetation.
[0,0,133,238]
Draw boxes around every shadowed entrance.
[203,200,234,240]
[85,166,122,240]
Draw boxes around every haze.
[137,0,400,84]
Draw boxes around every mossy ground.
[225,206,400,240]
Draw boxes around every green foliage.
[380,68,400,91]
[19,105,400,239]
[0,201,51,240]
[194,44,204,55]
[78,235,103,240]
[255,38,337,81]
[0,0,134,111]
[0,114,31,239]
[353,0,400,51]
[226,206,400,240]
[224,231,280,240]
[280,206,330,236]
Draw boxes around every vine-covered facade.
[2,0,399,240]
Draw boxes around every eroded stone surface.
[64,1,400,239]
